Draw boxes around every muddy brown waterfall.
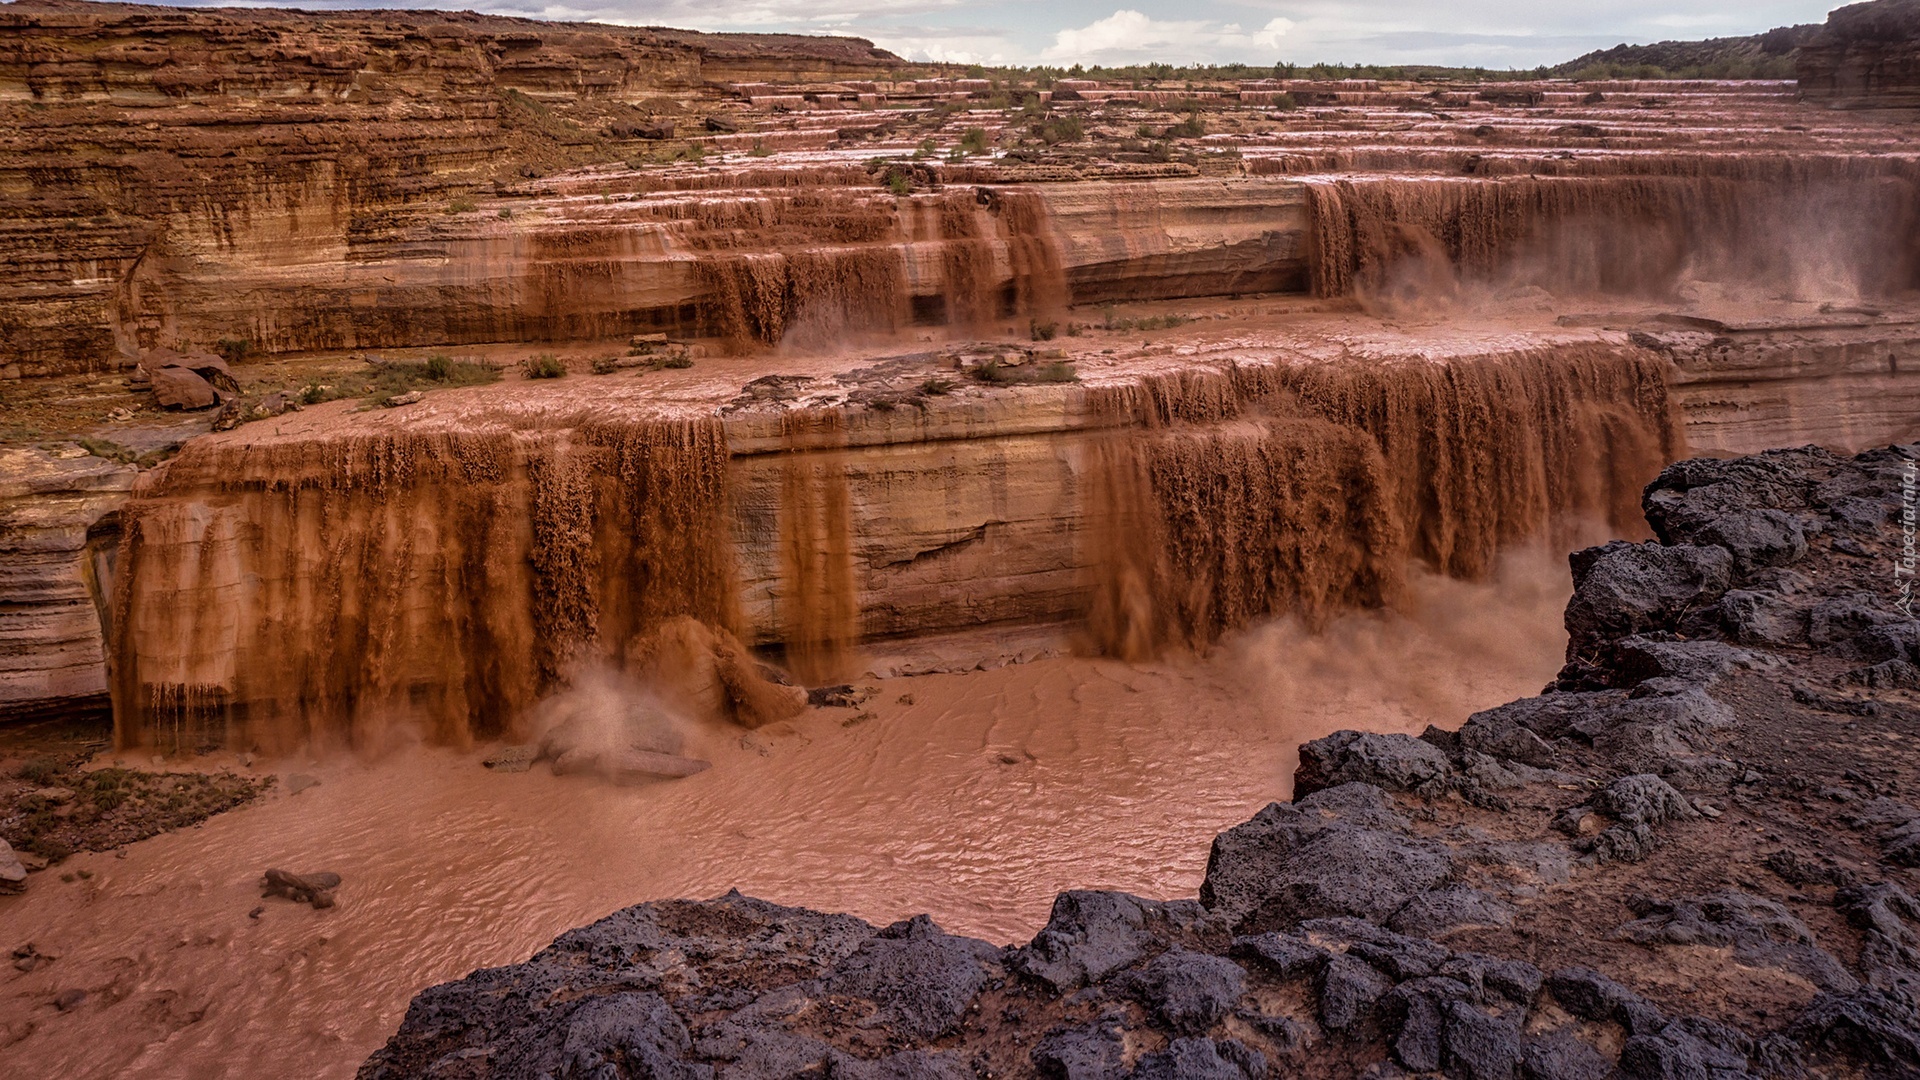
[775,411,861,684]
[1079,344,1681,657]
[1304,174,1920,300]
[110,421,736,754]
[18,10,1920,1077]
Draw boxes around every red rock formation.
[0,1,901,374]
[1799,0,1920,108]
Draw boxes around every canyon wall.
[12,0,1917,375]
[0,0,900,374]
[22,156,1920,372]
[18,312,1906,737]
[1799,0,1920,108]
[0,448,134,722]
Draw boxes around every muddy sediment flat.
[0,559,1566,1077]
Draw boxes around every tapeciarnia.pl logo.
[1898,459,1918,617]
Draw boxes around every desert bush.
[523,354,566,379]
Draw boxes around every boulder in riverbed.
[0,838,27,892]
[262,868,341,909]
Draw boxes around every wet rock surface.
[364,444,1920,1079]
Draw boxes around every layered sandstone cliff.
[0,446,134,722]
[0,1,899,374]
[1799,0,1920,108]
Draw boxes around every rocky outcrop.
[0,446,135,721]
[361,441,1920,1079]
[1799,0,1920,108]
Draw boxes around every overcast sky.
[146,0,1846,67]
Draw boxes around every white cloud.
[1040,8,1295,64]
[875,34,1019,64]
[1252,17,1296,49]
[141,0,1847,67]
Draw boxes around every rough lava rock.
[363,443,1920,1080]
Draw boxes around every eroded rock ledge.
[360,443,1920,1079]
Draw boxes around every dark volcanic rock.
[1012,890,1202,991]
[1442,999,1526,1080]
[1523,1030,1614,1080]
[825,914,1001,1040]
[1614,892,1858,991]
[1546,967,1669,1035]
[1119,947,1246,1034]
[1230,931,1331,978]
[1318,953,1395,1031]
[364,444,1920,1080]
[1295,730,1455,797]
[1129,1036,1264,1079]
[1032,1020,1127,1079]
[1791,986,1920,1067]
[1563,542,1732,657]
[1387,885,1514,936]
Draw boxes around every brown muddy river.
[0,556,1569,1079]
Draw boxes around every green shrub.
[887,172,912,196]
[1036,115,1085,144]
[919,377,953,395]
[1029,319,1058,341]
[357,356,501,405]
[660,355,694,370]
[446,199,477,214]
[213,338,254,364]
[77,437,134,463]
[959,127,990,154]
[523,354,566,379]
[749,140,772,157]
[1102,311,1193,332]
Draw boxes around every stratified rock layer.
[0,0,900,374]
[363,442,1920,1080]
[0,447,135,721]
[9,2,1920,374]
[1800,0,1920,108]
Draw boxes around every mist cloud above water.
[141,0,1840,67]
